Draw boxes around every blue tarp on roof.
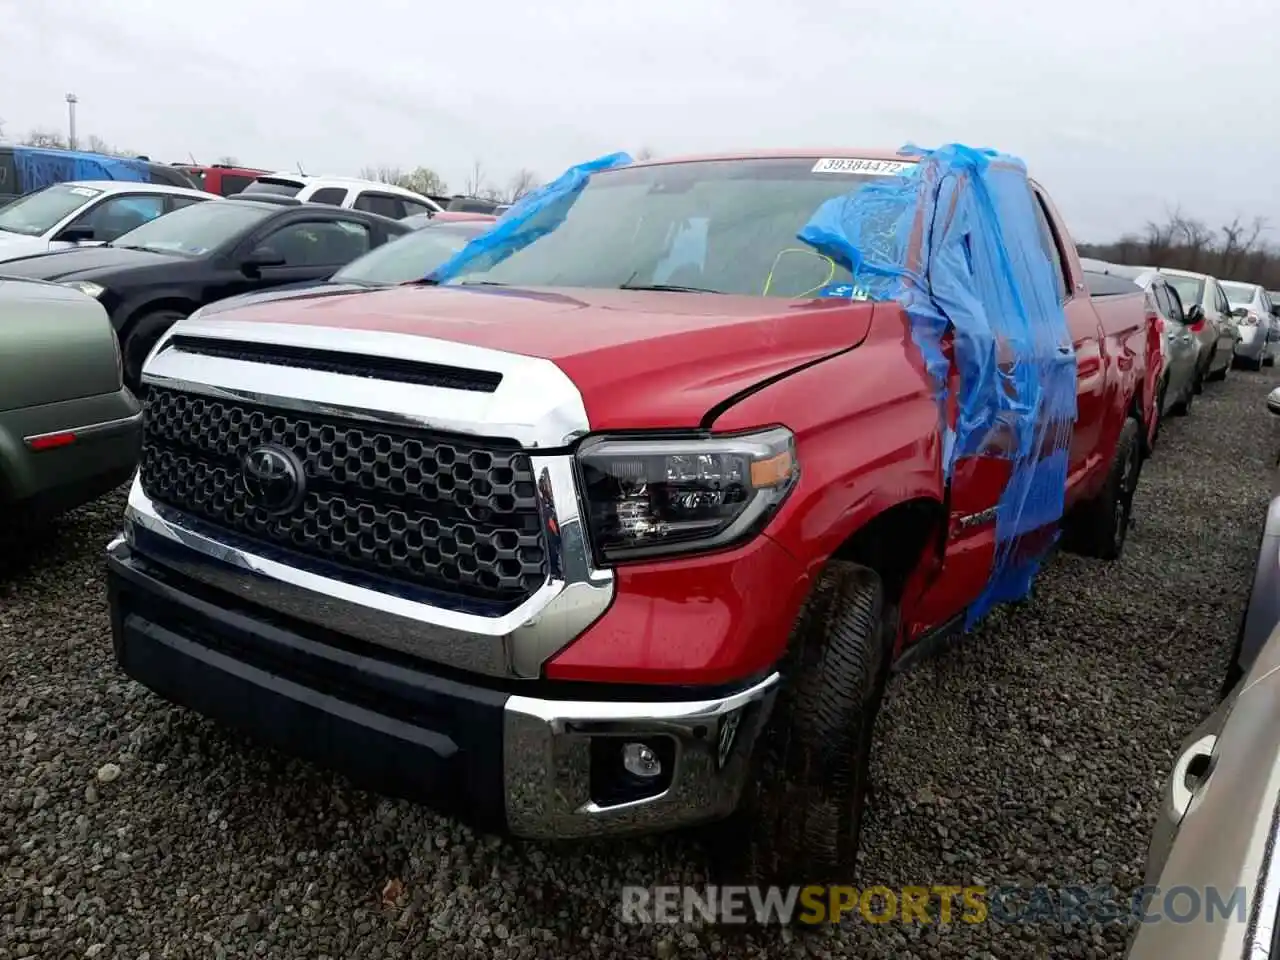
[798,143,1078,624]
[425,151,633,284]
[13,146,148,193]
[417,142,1076,626]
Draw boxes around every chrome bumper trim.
[124,459,613,679]
[503,673,780,838]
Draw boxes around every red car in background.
[176,163,270,197]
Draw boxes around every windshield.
[333,222,491,285]
[0,183,101,237]
[241,178,303,198]
[442,158,911,297]
[1164,275,1205,308]
[111,200,272,256]
[1221,281,1258,305]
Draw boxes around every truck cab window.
[1029,189,1070,302]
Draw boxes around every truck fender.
[708,324,949,612]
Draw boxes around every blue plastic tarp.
[798,143,1078,624]
[12,146,148,194]
[425,151,633,284]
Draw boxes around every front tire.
[1206,351,1228,382]
[719,562,892,885]
[1062,416,1142,561]
[123,309,188,391]
[1148,377,1168,453]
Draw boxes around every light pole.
[65,93,78,150]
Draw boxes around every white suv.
[236,174,441,219]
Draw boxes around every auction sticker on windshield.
[811,158,916,176]
[69,186,102,198]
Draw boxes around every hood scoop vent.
[166,335,503,393]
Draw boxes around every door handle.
[1169,733,1217,821]
[1180,335,1193,344]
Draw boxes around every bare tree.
[400,166,447,197]
[463,160,486,197]
[358,165,447,196]
[1143,216,1176,261]
[359,165,406,186]
[505,169,539,203]
[23,128,68,149]
[1079,209,1280,288]
[216,155,240,166]
[633,146,655,161]
[1219,215,1268,277]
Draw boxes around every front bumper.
[107,537,779,839]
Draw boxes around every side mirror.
[57,224,95,243]
[1185,303,1205,324]
[1268,388,1280,416]
[241,246,286,272]
[1233,306,1249,319]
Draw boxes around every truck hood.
[204,279,376,312]
[195,284,877,430]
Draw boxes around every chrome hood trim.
[143,316,591,450]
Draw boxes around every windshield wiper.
[619,282,722,294]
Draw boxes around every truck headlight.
[65,281,106,299]
[576,426,798,563]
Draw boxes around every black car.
[201,214,497,313]
[0,198,411,386]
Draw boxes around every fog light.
[622,742,662,779]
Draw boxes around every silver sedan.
[1130,387,1280,959]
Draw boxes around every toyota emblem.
[241,445,305,515]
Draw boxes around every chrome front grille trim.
[126,316,614,679]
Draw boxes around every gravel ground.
[3,367,1278,960]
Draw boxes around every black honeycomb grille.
[138,385,548,604]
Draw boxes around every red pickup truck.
[106,147,1155,883]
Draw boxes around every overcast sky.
[1,0,1275,243]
